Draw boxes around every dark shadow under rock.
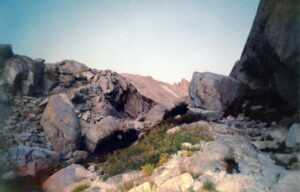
[163,102,189,120]
[88,129,139,162]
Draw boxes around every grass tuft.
[202,180,217,191]
[157,153,169,167]
[72,184,90,192]
[141,163,155,176]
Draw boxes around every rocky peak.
[174,78,189,89]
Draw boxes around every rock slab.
[41,93,81,156]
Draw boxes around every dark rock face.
[2,55,45,96]
[123,86,153,118]
[189,72,247,111]
[0,44,13,75]
[230,0,300,109]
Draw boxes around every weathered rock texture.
[41,94,81,156]
[189,72,246,111]
[3,56,45,96]
[0,45,46,96]
[8,145,59,177]
[230,0,300,109]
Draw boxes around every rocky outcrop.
[0,45,159,185]
[40,66,156,156]
[230,0,300,110]
[2,55,45,96]
[189,72,246,111]
[42,67,153,118]
[41,93,81,156]
[57,60,89,75]
[122,73,189,108]
[42,60,90,95]
[0,45,45,96]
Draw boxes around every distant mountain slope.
[121,73,189,107]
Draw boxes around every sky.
[0,0,259,83]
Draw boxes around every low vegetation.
[181,145,201,157]
[72,184,90,192]
[99,119,214,179]
[156,153,169,167]
[202,180,217,192]
[141,163,155,176]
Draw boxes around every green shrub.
[141,163,155,176]
[72,184,90,192]
[202,180,216,191]
[157,153,169,167]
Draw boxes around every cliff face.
[230,0,300,109]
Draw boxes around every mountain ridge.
[121,73,189,108]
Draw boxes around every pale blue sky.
[0,0,259,83]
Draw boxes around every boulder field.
[0,0,299,192]
[0,45,190,182]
